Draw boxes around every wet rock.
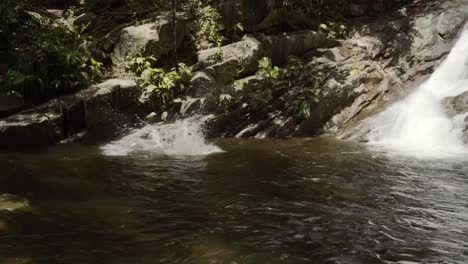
[0,194,29,212]
[145,112,158,123]
[178,98,204,116]
[189,70,217,97]
[112,12,187,65]
[0,105,63,146]
[161,111,168,121]
[82,78,140,129]
[329,0,468,137]
[443,91,468,117]
[0,78,142,146]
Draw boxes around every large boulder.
[0,78,143,146]
[444,91,468,117]
[197,36,266,84]
[0,103,63,146]
[112,12,187,65]
[196,31,333,87]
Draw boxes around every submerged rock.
[0,194,29,212]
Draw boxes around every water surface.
[1,138,468,264]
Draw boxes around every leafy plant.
[349,66,362,76]
[193,0,224,50]
[257,57,280,83]
[0,0,103,97]
[139,64,193,107]
[126,52,157,75]
[297,72,322,118]
[319,22,347,39]
[126,52,193,109]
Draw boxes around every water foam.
[366,28,468,158]
[101,117,223,156]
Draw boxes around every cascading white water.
[366,28,468,158]
[101,116,223,156]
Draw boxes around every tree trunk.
[171,0,177,65]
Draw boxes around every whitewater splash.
[101,116,223,156]
[366,28,468,158]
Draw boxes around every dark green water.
[1,138,468,264]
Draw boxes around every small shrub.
[319,22,347,39]
[126,52,157,75]
[193,0,224,50]
[126,53,193,109]
[257,57,280,83]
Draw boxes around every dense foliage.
[126,53,193,109]
[193,0,223,50]
[0,0,102,100]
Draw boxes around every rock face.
[337,0,468,138]
[201,0,468,139]
[213,0,410,34]
[193,31,333,96]
[0,78,144,146]
[112,13,187,65]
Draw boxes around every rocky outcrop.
[336,0,468,138]
[196,36,266,85]
[213,0,411,34]
[443,91,468,142]
[0,78,144,146]
[200,0,468,139]
[193,31,334,96]
[112,12,187,65]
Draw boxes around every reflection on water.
[1,138,468,263]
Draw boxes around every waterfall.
[366,28,468,158]
[101,116,222,156]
